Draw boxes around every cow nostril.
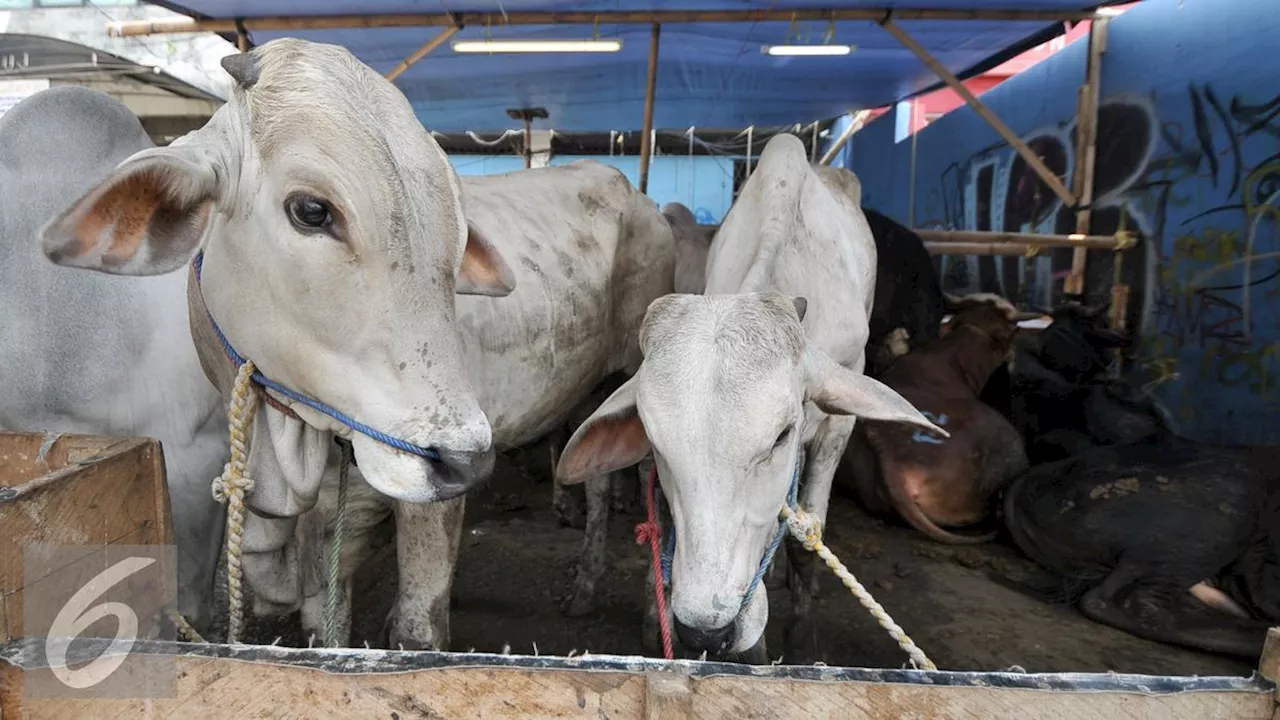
[430,446,496,500]
[673,618,734,655]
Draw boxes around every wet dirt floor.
[245,438,1255,678]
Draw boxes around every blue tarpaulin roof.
[153,1,1110,131]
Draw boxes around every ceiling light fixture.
[762,44,853,57]
[452,39,623,54]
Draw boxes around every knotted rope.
[211,360,260,645]
[634,464,676,660]
[780,505,937,670]
[324,440,353,648]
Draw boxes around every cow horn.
[221,52,259,90]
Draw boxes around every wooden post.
[385,24,462,82]
[638,23,661,194]
[882,19,1077,208]
[235,19,249,51]
[1065,17,1108,298]
[818,110,871,166]
[523,116,533,169]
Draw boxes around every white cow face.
[557,293,942,654]
[39,39,515,503]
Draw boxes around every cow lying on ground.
[985,302,1174,464]
[861,209,946,378]
[841,298,1030,544]
[250,160,677,644]
[1002,434,1280,659]
[556,134,940,663]
[23,39,519,645]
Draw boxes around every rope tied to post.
[211,359,260,644]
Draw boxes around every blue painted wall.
[450,153,735,224]
[843,0,1280,445]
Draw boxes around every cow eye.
[772,425,793,450]
[286,194,334,231]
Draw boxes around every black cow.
[863,208,945,377]
[1002,434,1280,659]
[982,301,1174,464]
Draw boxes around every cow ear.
[457,220,516,297]
[792,296,808,323]
[40,146,221,275]
[556,377,651,484]
[803,348,948,436]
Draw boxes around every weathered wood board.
[0,433,172,643]
[0,640,1274,720]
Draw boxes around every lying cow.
[986,302,1174,464]
[22,39,515,644]
[248,160,677,644]
[861,209,946,377]
[841,298,1030,544]
[1002,434,1280,659]
[556,134,940,663]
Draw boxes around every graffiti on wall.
[918,86,1280,424]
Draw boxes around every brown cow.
[840,299,1029,543]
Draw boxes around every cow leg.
[388,496,465,650]
[163,425,229,635]
[785,413,858,664]
[300,575,352,648]
[562,471,612,617]
[1078,559,1270,659]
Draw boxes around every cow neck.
[944,324,1010,395]
[188,251,442,461]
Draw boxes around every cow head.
[1037,302,1129,384]
[555,293,942,655]
[39,39,514,504]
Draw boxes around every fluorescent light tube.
[762,44,853,57]
[452,39,623,54]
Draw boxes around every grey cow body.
[0,86,228,629]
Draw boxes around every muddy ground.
[245,439,1254,678]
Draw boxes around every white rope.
[211,360,260,645]
[324,440,353,647]
[780,505,938,671]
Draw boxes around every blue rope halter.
[658,449,804,608]
[192,252,441,461]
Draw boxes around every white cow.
[556,134,941,662]
[0,86,227,630]
[662,202,716,295]
[24,39,516,645]
[242,161,676,646]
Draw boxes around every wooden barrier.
[0,433,171,644]
[1,640,1276,719]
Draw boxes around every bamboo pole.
[1065,18,1108,297]
[818,110,871,166]
[638,23,661,194]
[925,242,1037,257]
[385,25,461,82]
[107,8,1106,37]
[915,228,1131,250]
[881,19,1077,208]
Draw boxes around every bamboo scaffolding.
[881,18,1077,209]
[915,228,1133,251]
[385,25,461,82]
[107,8,1106,37]
[638,23,660,194]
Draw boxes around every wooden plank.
[1,643,1272,720]
[882,19,1077,209]
[0,434,169,643]
[107,8,1107,37]
[1065,18,1108,297]
[915,229,1126,250]
[638,23,661,194]
[385,25,462,82]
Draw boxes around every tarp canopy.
[149,1,1112,131]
